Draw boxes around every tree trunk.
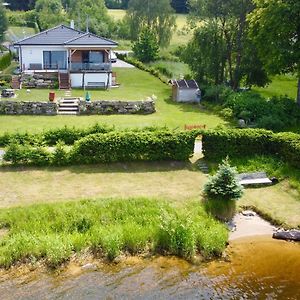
[297,77,300,106]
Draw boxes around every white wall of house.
[20,46,68,71]
[70,73,112,88]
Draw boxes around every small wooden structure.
[170,79,200,103]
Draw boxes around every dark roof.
[14,25,117,47]
[170,79,199,89]
[65,32,117,46]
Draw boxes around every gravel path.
[113,59,135,68]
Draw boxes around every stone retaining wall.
[0,101,57,115]
[79,100,155,115]
[0,100,156,115]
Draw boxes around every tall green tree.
[126,0,176,47]
[0,1,8,43]
[68,0,114,37]
[186,0,268,90]
[35,0,66,30]
[248,0,300,105]
[132,27,159,62]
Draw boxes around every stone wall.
[79,100,155,115]
[0,101,57,115]
[21,73,58,89]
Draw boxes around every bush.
[0,52,12,71]
[203,158,243,221]
[71,130,198,164]
[50,141,70,166]
[204,158,243,201]
[201,128,300,168]
[3,141,51,166]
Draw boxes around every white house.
[14,24,118,89]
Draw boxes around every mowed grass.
[252,74,298,100]
[0,197,228,267]
[0,68,226,134]
[0,159,299,228]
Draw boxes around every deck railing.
[70,62,111,72]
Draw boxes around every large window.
[82,51,104,63]
[43,51,67,70]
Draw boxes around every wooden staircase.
[59,72,71,89]
[57,97,79,115]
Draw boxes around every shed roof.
[170,79,199,89]
[14,24,117,47]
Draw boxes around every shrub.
[204,158,243,201]
[50,141,70,166]
[201,128,300,168]
[71,130,198,164]
[3,142,51,166]
[0,52,12,71]
[203,158,243,221]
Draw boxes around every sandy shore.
[229,211,277,241]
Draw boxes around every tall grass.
[0,198,227,268]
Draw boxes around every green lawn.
[252,74,298,100]
[0,67,226,134]
[148,60,190,78]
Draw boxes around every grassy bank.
[0,197,227,268]
[253,74,297,100]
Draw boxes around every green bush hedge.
[0,123,115,147]
[71,130,198,164]
[3,130,199,166]
[202,129,300,168]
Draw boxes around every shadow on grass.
[0,159,201,174]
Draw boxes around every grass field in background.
[107,9,193,50]
[253,74,297,100]
[5,26,36,43]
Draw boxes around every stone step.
[59,103,79,107]
[57,111,78,115]
[58,107,79,111]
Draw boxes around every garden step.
[58,107,79,111]
[57,111,78,115]
[197,161,210,173]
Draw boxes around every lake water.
[0,236,299,299]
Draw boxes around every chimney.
[70,20,75,29]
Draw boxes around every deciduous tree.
[248,0,300,105]
[126,0,176,47]
[0,0,8,43]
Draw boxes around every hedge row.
[202,129,300,167]
[0,124,173,147]
[0,123,115,147]
[3,130,199,166]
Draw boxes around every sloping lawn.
[5,26,36,43]
[0,68,226,133]
[252,74,297,100]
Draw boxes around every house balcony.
[70,62,112,72]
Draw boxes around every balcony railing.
[70,62,112,72]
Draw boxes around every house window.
[81,51,104,63]
[43,51,67,70]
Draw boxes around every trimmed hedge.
[0,123,115,147]
[71,131,198,164]
[202,129,300,168]
[3,130,199,166]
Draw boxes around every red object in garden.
[49,92,55,102]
